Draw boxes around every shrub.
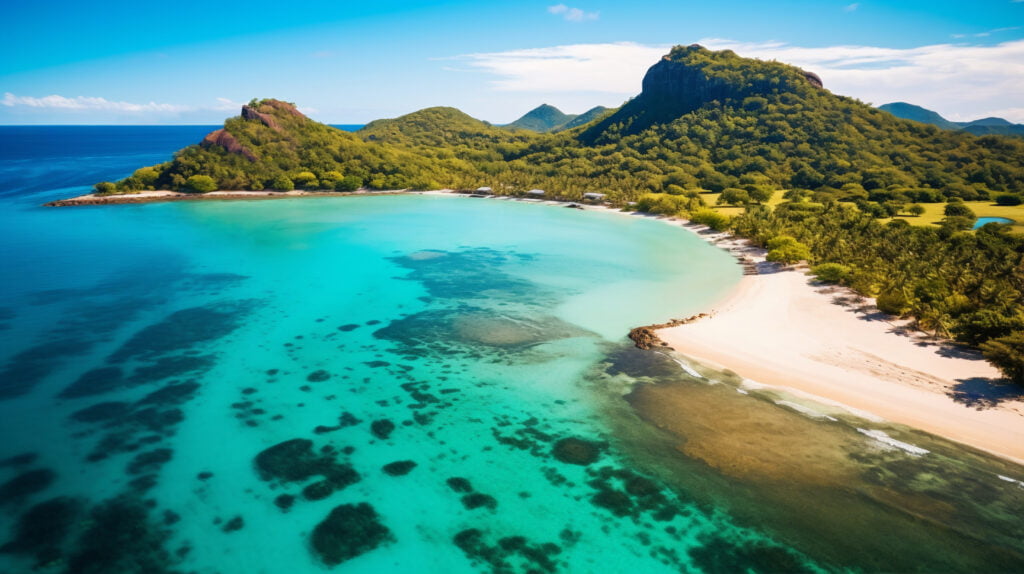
[765,235,811,264]
[995,194,1023,206]
[183,175,217,193]
[271,176,294,191]
[636,193,692,216]
[940,216,974,232]
[334,176,362,192]
[292,171,319,189]
[907,204,926,216]
[981,331,1024,383]
[94,181,118,195]
[320,170,343,189]
[689,208,731,230]
[748,187,775,204]
[944,202,975,218]
[811,262,851,284]
[876,289,910,316]
[718,187,750,206]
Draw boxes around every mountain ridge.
[102,45,1024,202]
[879,102,1024,138]
[506,104,574,132]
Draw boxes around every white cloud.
[547,4,599,22]
[457,42,669,94]
[844,3,860,12]
[214,97,245,111]
[455,39,1024,123]
[703,38,1024,121]
[2,93,190,113]
[0,94,260,118]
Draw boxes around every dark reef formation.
[311,503,393,566]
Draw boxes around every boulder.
[200,129,256,162]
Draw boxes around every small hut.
[583,192,606,202]
[526,189,546,197]
[475,187,492,193]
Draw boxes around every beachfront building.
[583,192,606,202]
[475,187,492,193]
[526,189,546,197]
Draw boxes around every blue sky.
[2,0,1022,124]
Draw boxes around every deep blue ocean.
[1,126,1023,574]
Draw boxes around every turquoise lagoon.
[1,128,1023,573]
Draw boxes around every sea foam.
[857,428,930,456]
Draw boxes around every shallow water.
[1,127,1022,573]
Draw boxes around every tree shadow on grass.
[948,377,1023,409]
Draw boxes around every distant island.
[56,43,1024,385]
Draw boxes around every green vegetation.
[765,235,811,264]
[184,175,217,193]
[880,101,1024,139]
[810,262,852,284]
[996,194,1023,206]
[688,208,731,231]
[107,45,1024,383]
[944,201,976,219]
[94,181,119,195]
[506,104,575,132]
[505,104,612,133]
[636,193,703,216]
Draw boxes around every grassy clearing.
[702,191,787,217]
[891,201,1024,233]
[699,191,1024,234]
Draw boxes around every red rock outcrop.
[260,99,306,118]
[802,70,824,89]
[241,106,281,132]
[240,99,306,132]
[200,129,256,162]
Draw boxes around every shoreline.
[47,188,1024,464]
[43,188,420,207]
[653,232,1024,465]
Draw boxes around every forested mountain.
[109,45,1024,203]
[878,102,962,131]
[557,106,612,131]
[100,45,1024,381]
[880,102,1024,138]
[506,104,575,132]
[504,104,612,132]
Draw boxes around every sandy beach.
[657,235,1024,465]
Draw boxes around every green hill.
[555,106,612,131]
[109,99,493,192]
[960,119,1024,138]
[359,106,533,149]
[878,102,961,130]
[505,104,614,132]
[107,48,1024,202]
[506,104,576,132]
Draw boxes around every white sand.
[658,263,1024,465]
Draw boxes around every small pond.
[973,216,1015,229]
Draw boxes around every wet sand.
[657,256,1024,465]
